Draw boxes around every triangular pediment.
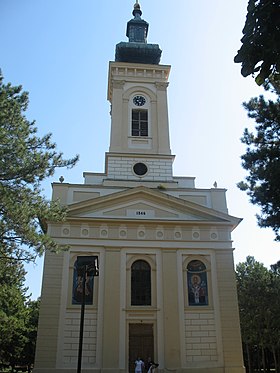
[67,186,241,228]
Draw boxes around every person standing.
[145,357,159,373]
[135,357,144,373]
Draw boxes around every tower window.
[131,260,151,305]
[132,109,148,137]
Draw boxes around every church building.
[34,3,245,373]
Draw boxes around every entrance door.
[129,323,154,373]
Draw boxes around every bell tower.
[106,2,174,181]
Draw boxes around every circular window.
[133,162,148,176]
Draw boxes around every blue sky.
[1,0,279,299]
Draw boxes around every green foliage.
[271,259,280,274]
[235,2,280,240]
[234,0,280,85]
[236,256,280,372]
[0,73,78,262]
[0,254,40,369]
[20,298,40,368]
[0,256,29,367]
[237,94,280,240]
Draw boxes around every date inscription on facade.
[127,209,155,218]
[136,211,146,215]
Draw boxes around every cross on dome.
[133,0,142,17]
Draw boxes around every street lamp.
[76,256,99,373]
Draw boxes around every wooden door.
[129,323,154,373]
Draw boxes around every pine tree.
[0,73,78,262]
[238,94,280,240]
[234,0,280,85]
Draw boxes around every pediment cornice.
[66,186,241,228]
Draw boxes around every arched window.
[131,260,151,306]
[187,260,208,306]
[131,94,149,137]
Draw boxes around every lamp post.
[76,256,99,373]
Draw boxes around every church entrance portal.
[129,323,154,373]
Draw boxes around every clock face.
[133,95,146,106]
